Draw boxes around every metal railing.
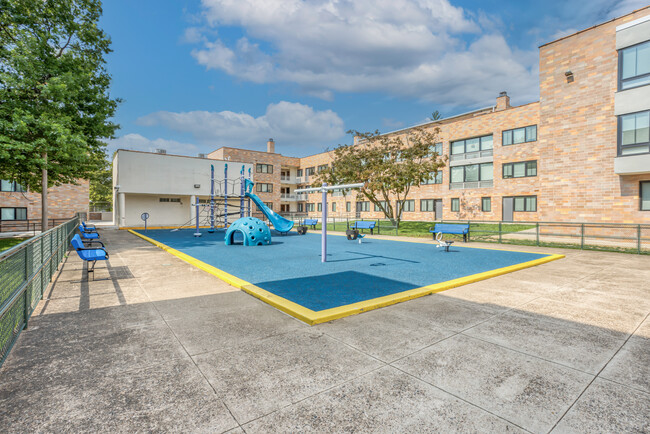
[449,180,494,190]
[0,218,73,234]
[449,149,493,162]
[0,217,79,366]
[292,216,650,254]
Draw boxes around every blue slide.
[245,190,295,233]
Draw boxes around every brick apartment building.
[0,179,89,228]
[212,7,650,224]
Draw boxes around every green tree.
[89,152,112,210]
[317,128,446,227]
[0,0,119,227]
[429,110,442,121]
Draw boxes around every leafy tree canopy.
[316,128,446,226]
[0,0,119,191]
[89,151,112,208]
[429,110,442,121]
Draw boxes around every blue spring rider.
[225,217,272,246]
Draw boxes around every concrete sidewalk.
[0,229,648,433]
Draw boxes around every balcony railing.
[449,180,494,190]
[281,193,306,201]
[450,149,493,162]
[280,176,299,184]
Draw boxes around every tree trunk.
[41,152,48,232]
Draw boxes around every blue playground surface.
[133,228,560,323]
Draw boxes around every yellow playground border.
[128,229,565,325]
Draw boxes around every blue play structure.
[225,217,272,246]
[244,179,294,233]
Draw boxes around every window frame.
[420,199,435,212]
[0,180,26,192]
[256,183,273,193]
[481,197,491,212]
[450,162,493,183]
[346,201,351,212]
[256,163,273,174]
[502,125,537,146]
[0,207,28,221]
[305,167,315,176]
[618,110,650,156]
[450,134,493,156]
[451,198,460,212]
[618,40,650,91]
[507,195,537,212]
[641,181,650,211]
[421,171,443,185]
[502,160,537,179]
[397,199,415,212]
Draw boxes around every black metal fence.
[0,218,72,234]
[294,217,650,254]
[0,217,79,366]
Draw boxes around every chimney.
[496,91,510,111]
[267,138,275,153]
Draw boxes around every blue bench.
[352,221,376,235]
[70,234,108,280]
[429,223,470,242]
[303,219,318,229]
[78,224,100,240]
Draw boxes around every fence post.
[536,222,540,246]
[498,221,502,243]
[581,223,585,249]
[638,225,642,255]
[23,247,29,329]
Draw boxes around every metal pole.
[240,166,245,219]
[637,224,641,254]
[322,183,328,263]
[536,222,540,246]
[248,168,252,217]
[224,164,228,228]
[194,198,201,237]
[581,223,585,249]
[209,164,215,233]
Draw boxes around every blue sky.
[102,0,646,157]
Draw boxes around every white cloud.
[188,0,540,106]
[107,134,202,156]
[136,101,345,151]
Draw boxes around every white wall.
[114,150,252,196]
[113,150,253,227]
[124,194,190,227]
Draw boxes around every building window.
[317,164,328,173]
[502,125,537,145]
[256,183,273,193]
[332,202,336,212]
[346,201,351,212]
[503,161,537,178]
[420,199,435,212]
[430,142,442,156]
[0,180,26,192]
[256,163,273,174]
[297,169,303,177]
[159,198,181,203]
[374,200,388,212]
[512,196,537,212]
[619,110,650,155]
[397,200,415,212]
[305,167,315,176]
[451,198,460,212]
[482,197,491,212]
[450,163,493,183]
[297,203,303,212]
[619,40,650,90]
[1,207,27,220]
[264,202,273,210]
[421,171,443,184]
[641,182,650,211]
[357,201,370,212]
[450,134,493,156]
[317,203,322,212]
[306,203,315,212]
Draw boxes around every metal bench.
[352,221,376,235]
[429,223,470,242]
[78,224,100,240]
[70,234,108,280]
[303,219,318,229]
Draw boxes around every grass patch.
[0,237,31,253]
[307,220,535,241]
